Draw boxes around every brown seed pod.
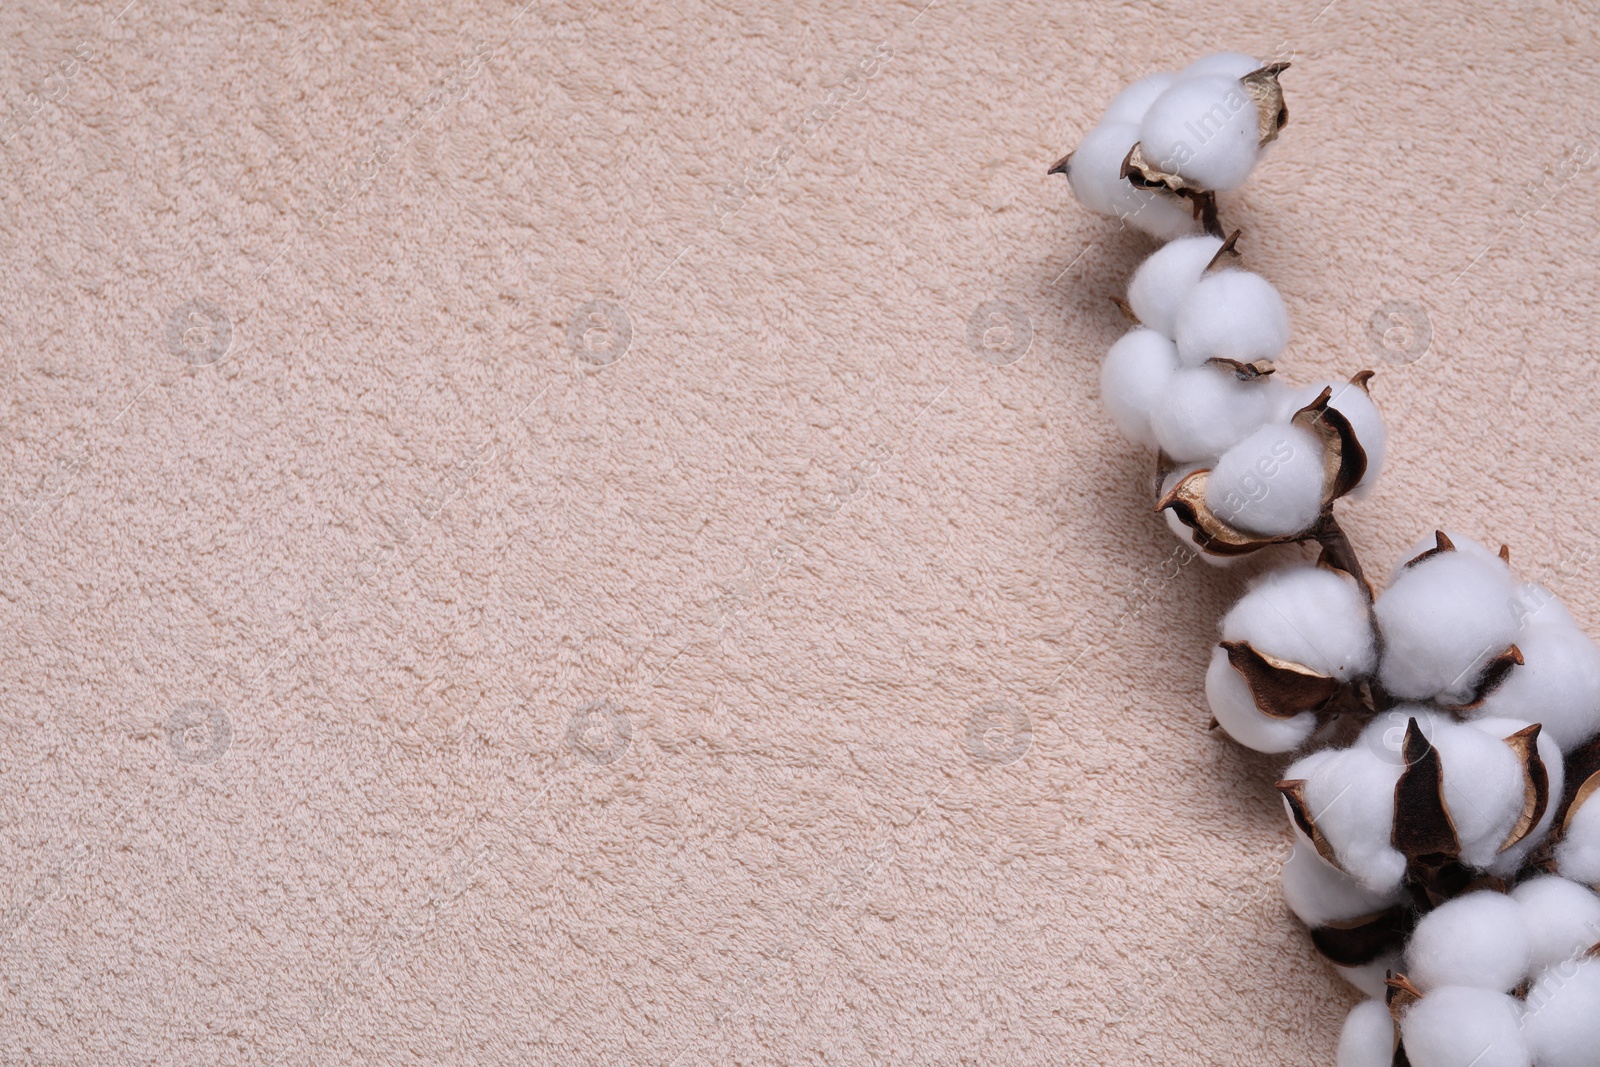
[1385,972,1424,1025]
[1392,719,1461,867]
[1437,644,1524,711]
[1277,778,1342,868]
[1116,142,1226,235]
[1240,63,1290,146]
[1121,141,1208,199]
[1498,723,1550,853]
[1203,356,1276,380]
[1402,530,1456,570]
[1558,734,1600,836]
[1311,905,1415,967]
[1156,467,1296,556]
[1290,387,1368,504]
[1203,229,1243,272]
[1220,640,1342,720]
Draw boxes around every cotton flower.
[1508,876,1600,972]
[1398,987,1531,1067]
[1070,55,1286,207]
[1138,75,1262,191]
[1126,234,1225,339]
[1205,422,1326,536]
[1058,54,1600,1067]
[1342,708,1559,894]
[1337,999,1396,1067]
[1150,365,1280,462]
[1061,122,1202,240]
[1353,712,1552,876]
[1522,957,1600,1067]
[1099,328,1178,445]
[1404,890,1531,992]
[1173,269,1291,368]
[1375,539,1522,703]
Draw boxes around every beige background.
[1,0,1597,1063]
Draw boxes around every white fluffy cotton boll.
[1065,122,1137,215]
[1375,550,1522,703]
[1172,270,1291,368]
[1206,645,1317,752]
[1102,72,1177,124]
[1221,565,1377,680]
[1300,746,1407,894]
[1405,890,1532,993]
[1288,379,1387,498]
[1151,366,1278,462]
[1523,957,1600,1067]
[1138,75,1262,191]
[1425,719,1530,870]
[1337,999,1397,1067]
[1555,796,1600,887]
[1126,234,1225,339]
[1473,622,1600,753]
[1065,123,1202,240]
[1280,840,1403,927]
[1205,423,1326,536]
[1468,717,1564,878]
[1182,52,1263,80]
[1509,876,1600,971]
[1100,329,1179,446]
[1338,953,1403,999]
[1399,987,1532,1067]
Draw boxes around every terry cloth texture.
[1,0,1597,1063]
